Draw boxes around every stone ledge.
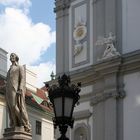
[1,127,32,140]
[73,110,92,120]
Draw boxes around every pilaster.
[55,0,70,75]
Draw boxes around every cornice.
[120,50,140,74]
[70,50,140,85]
[54,0,70,13]
[90,88,125,106]
[80,92,93,103]
[69,57,122,87]
[94,56,121,75]
[27,105,53,121]
[0,74,6,80]
[0,48,8,54]
[73,109,92,120]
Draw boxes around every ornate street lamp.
[46,74,81,140]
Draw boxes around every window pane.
[64,97,73,117]
[36,120,41,135]
[54,97,62,117]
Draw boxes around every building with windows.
[0,48,54,140]
[53,0,140,140]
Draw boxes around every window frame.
[36,120,42,135]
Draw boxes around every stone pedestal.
[1,127,32,140]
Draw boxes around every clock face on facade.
[73,25,87,41]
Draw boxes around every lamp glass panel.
[54,97,62,117]
[64,97,73,117]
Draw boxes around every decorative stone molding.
[71,123,91,140]
[73,110,92,120]
[90,89,125,106]
[73,19,87,56]
[94,56,122,75]
[73,43,83,56]
[3,127,32,140]
[90,57,125,105]
[93,0,100,4]
[73,25,87,41]
[54,0,70,12]
[121,50,140,74]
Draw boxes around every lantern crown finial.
[58,74,70,87]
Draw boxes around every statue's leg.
[10,90,18,127]
[5,92,15,128]
[7,105,14,128]
[20,98,31,132]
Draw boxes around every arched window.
[73,123,90,140]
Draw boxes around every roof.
[0,47,8,54]
[41,86,49,92]
[25,88,53,113]
[0,79,5,86]
[31,92,43,104]
[36,88,48,100]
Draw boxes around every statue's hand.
[17,89,22,95]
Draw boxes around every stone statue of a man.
[5,53,31,132]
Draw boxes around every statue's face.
[10,53,16,62]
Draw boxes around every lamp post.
[46,74,81,140]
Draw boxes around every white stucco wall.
[25,66,37,92]
[74,85,93,112]
[0,102,6,139]
[28,108,54,140]
[124,72,140,140]
[42,119,54,140]
[122,0,140,54]
[74,101,91,113]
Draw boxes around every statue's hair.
[10,53,19,62]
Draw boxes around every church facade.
[54,0,140,140]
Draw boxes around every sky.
[0,0,56,88]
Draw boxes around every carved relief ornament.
[73,21,87,56]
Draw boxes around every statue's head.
[10,53,19,62]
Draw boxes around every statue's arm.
[18,65,25,92]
